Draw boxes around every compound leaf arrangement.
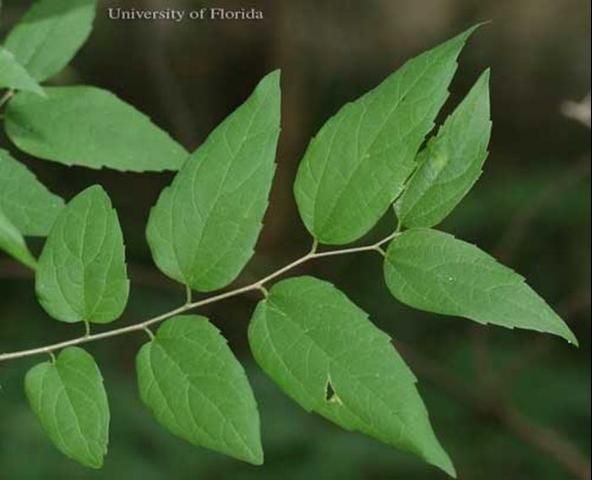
[0,1,578,477]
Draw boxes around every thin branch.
[312,243,384,259]
[0,233,392,363]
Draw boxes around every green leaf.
[294,26,479,245]
[249,276,455,476]
[137,315,263,465]
[0,206,37,269]
[0,149,64,236]
[5,87,188,172]
[383,228,577,345]
[35,185,129,324]
[24,347,110,469]
[0,47,44,95]
[396,70,491,228]
[146,71,280,292]
[3,0,96,81]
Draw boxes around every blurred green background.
[1,0,590,479]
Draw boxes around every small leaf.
[249,276,455,476]
[5,87,188,172]
[35,185,129,324]
[0,47,44,95]
[0,149,64,236]
[0,206,37,269]
[384,228,577,345]
[137,315,263,464]
[146,71,280,291]
[3,0,96,81]
[24,347,110,469]
[396,70,491,227]
[294,26,480,245]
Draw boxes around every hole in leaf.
[324,380,342,405]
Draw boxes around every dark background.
[1,1,590,479]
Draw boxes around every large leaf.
[0,149,64,236]
[137,315,263,464]
[0,47,44,95]
[3,0,96,81]
[0,206,37,269]
[5,87,188,172]
[294,26,479,245]
[146,71,280,292]
[35,185,129,324]
[384,229,577,344]
[24,347,110,469]
[249,276,455,476]
[396,70,491,227]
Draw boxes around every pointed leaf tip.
[0,149,64,236]
[395,66,492,228]
[384,229,578,345]
[4,0,97,82]
[146,70,280,291]
[249,276,455,475]
[294,24,481,245]
[5,86,188,172]
[137,316,263,464]
[0,207,37,269]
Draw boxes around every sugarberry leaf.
[249,276,455,476]
[396,69,491,227]
[24,347,110,469]
[0,47,44,95]
[294,26,479,245]
[3,0,96,81]
[384,228,578,345]
[0,149,64,236]
[137,315,263,465]
[35,185,129,324]
[0,206,37,269]
[5,87,188,172]
[146,71,280,291]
